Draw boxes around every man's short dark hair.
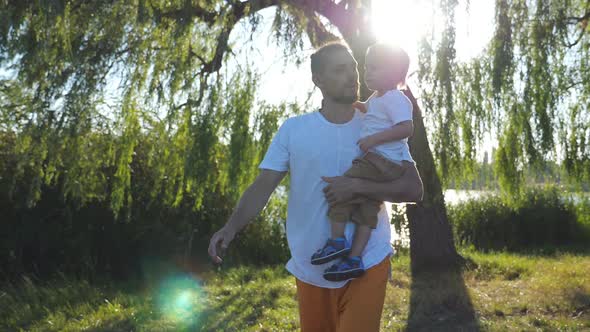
[310,41,352,76]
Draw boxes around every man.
[208,41,423,332]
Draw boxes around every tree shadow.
[86,318,135,332]
[501,245,590,257]
[567,287,590,317]
[194,286,282,331]
[406,266,480,332]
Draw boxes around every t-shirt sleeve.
[258,119,291,172]
[383,91,413,125]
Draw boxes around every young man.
[208,41,423,332]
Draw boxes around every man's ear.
[312,73,324,89]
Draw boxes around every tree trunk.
[403,88,465,273]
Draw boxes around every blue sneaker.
[311,237,351,265]
[323,256,365,281]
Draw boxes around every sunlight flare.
[371,0,431,51]
[156,275,203,326]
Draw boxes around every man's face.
[314,50,359,104]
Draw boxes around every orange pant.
[295,257,390,332]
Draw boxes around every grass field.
[1,249,589,331]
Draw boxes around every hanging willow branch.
[418,0,590,192]
[2,0,589,213]
[0,0,348,214]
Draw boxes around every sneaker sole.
[323,267,365,282]
[310,248,351,265]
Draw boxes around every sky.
[229,0,496,107]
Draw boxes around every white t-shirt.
[258,110,394,289]
[361,89,414,163]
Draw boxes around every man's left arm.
[322,162,423,205]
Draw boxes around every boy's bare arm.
[352,92,377,113]
[358,120,414,152]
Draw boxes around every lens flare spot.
[156,274,204,327]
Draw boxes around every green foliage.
[0,0,307,279]
[0,0,302,213]
[0,71,292,277]
[418,0,590,193]
[227,72,257,199]
[228,190,290,265]
[449,187,590,251]
[491,0,514,97]
[425,0,461,184]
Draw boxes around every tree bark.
[403,88,465,273]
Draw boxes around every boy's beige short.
[328,151,408,229]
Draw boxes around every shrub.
[449,187,590,251]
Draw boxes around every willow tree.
[418,0,590,194]
[0,0,466,271]
[8,0,588,273]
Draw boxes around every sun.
[372,0,496,63]
[371,0,432,45]
[371,0,433,72]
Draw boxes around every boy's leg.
[346,154,390,258]
[348,152,407,257]
[350,198,381,228]
[323,205,375,280]
[323,156,387,279]
[327,204,352,239]
[349,224,372,257]
[314,204,355,265]
[362,152,407,181]
[331,221,347,240]
[317,158,371,265]
[322,200,378,280]
[328,155,385,230]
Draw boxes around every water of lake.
[387,189,589,247]
[387,190,490,246]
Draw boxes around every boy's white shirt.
[362,89,414,163]
[258,110,393,289]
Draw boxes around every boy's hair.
[310,41,352,76]
[368,43,410,88]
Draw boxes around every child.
[311,43,415,281]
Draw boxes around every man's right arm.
[208,169,287,263]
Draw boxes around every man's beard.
[332,92,359,104]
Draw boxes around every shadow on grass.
[86,318,136,332]
[0,279,118,332]
[466,245,590,258]
[568,287,590,314]
[194,283,283,331]
[406,266,480,332]
[509,245,590,257]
